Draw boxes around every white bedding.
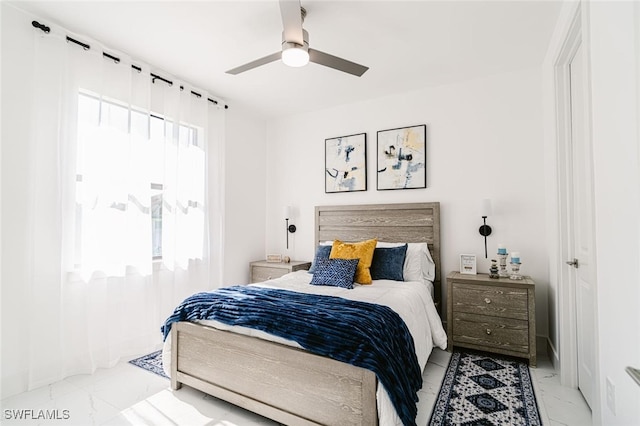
[162,270,447,426]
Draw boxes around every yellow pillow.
[329,239,377,284]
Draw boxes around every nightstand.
[447,271,537,366]
[250,260,311,283]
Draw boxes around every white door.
[568,42,596,409]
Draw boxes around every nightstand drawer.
[452,312,529,354]
[452,283,529,320]
[251,266,288,282]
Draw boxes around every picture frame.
[460,254,477,275]
[325,133,367,193]
[266,254,283,263]
[376,124,426,190]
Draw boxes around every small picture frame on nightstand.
[266,254,282,263]
[460,254,477,275]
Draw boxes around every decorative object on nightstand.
[489,259,499,278]
[266,254,283,263]
[478,199,493,258]
[284,205,297,249]
[497,243,510,278]
[459,254,477,275]
[510,251,523,280]
[446,271,537,366]
[250,260,311,283]
[282,256,291,263]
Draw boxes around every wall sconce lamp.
[284,205,297,249]
[479,199,493,258]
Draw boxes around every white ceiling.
[11,0,562,118]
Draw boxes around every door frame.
[552,1,600,409]
[553,2,582,390]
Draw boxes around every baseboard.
[546,337,559,370]
[1,370,28,400]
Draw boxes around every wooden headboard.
[314,202,442,314]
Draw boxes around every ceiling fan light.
[282,47,309,67]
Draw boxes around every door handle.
[626,366,640,387]
[566,258,579,268]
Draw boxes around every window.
[75,92,205,273]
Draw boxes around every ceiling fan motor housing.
[281,29,309,67]
[282,28,309,53]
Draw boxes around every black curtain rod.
[66,35,89,50]
[177,86,226,108]
[32,20,228,109]
[103,52,120,64]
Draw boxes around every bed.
[162,202,446,425]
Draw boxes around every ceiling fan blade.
[309,49,369,77]
[279,0,304,45]
[225,51,282,75]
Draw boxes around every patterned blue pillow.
[310,258,359,289]
[370,244,408,281]
[308,245,332,273]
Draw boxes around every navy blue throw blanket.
[161,286,422,426]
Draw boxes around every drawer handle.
[484,298,491,304]
[266,276,272,280]
[486,328,492,335]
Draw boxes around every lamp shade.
[284,205,293,219]
[480,199,493,217]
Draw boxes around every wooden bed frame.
[171,202,441,426]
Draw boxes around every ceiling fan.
[226,0,369,77]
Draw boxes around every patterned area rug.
[129,350,169,379]
[429,350,541,426]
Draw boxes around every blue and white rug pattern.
[128,350,169,379]
[429,350,541,426]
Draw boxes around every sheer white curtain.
[23,26,224,389]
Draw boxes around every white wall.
[223,106,267,285]
[264,67,550,335]
[588,1,640,424]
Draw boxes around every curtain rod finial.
[32,21,50,34]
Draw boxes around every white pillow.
[376,242,435,282]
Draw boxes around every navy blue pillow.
[370,244,408,281]
[308,245,332,273]
[310,258,359,289]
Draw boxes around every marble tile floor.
[1,349,591,426]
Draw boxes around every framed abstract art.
[325,133,367,193]
[376,124,426,190]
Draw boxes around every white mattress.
[162,270,447,426]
